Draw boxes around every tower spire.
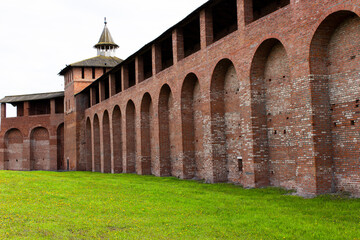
[94,18,119,57]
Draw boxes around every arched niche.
[309,11,360,195]
[103,110,111,173]
[181,73,202,179]
[140,93,153,175]
[210,59,241,182]
[30,127,50,170]
[5,128,24,170]
[126,100,136,173]
[112,105,123,173]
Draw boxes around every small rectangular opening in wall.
[104,77,110,100]
[252,0,290,22]
[141,49,153,80]
[182,16,201,58]
[55,97,64,114]
[115,70,122,94]
[160,36,173,71]
[237,156,243,173]
[95,84,100,104]
[81,67,85,79]
[212,0,238,42]
[29,100,51,115]
[85,89,91,108]
[128,60,136,88]
[92,67,96,79]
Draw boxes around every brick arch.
[4,128,24,170]
[181,73,202,179]
[310,11,359,75]
[158,84,175,176]
[30,127,50,170]
[250,38,293,188]
[210,59,241,182]
[309,11,360,195]
[112,105,123,173]
[125,100,136,173]
[103,110,111,173]
[93,114,101,172]
[85,117,92,171]
[140,92,153,175]
[56,123,64,170]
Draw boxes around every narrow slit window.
[115,70,122,94]
[92,67,96,79]
[238,157,243,172]
[128,60,136,88]
[104,77,110,100]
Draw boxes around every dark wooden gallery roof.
[0,91,64,103]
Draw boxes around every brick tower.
[59,20,122,170]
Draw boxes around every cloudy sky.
[0,0,208,100]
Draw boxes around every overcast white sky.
[0,0,208,99]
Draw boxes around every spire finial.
[104,17,107,25]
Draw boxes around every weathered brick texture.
[76,0,360,197]
[1,0,359,197]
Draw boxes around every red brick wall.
[1,0,357,197]
[77,0,360,197]
[0,109,64,171]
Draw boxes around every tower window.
[81,67,85,79]
[92,67,96,79]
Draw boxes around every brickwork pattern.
[1,0,359,197]
[77,0,360,197]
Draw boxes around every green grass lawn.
[0,171,359,240]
